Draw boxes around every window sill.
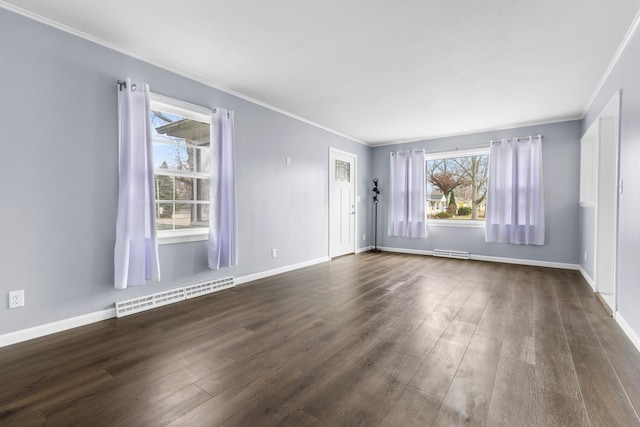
[427,220,485,228]
[158,228,209,245]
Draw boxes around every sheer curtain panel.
[114,79,160,289]
[208,108,238,269]
[485,136,545,245]
[388,150,427,238]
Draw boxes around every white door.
[595,113,619,312]
[329,149,356,258]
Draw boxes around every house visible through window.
[426,148,489,222]
[150,94,210,239]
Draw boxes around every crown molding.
[581,9,640,118]
[0,2,368,146]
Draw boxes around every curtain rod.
[490,134,543,144]
[390,149,425,155]
[424,144,490,155]
[117,80,136,91]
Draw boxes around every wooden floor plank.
[379,386,441,427]
[432,334,501,426]
[486,356,536,427]
[1,253,639,426]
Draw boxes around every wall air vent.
[184,276,235,299]
[115,276,234,318]
[433,249,470,260]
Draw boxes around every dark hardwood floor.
[1,252,640,426]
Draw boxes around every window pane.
[151,105,210,232]
[151,109,209,173]
[197,179,210,201]
[196,147,210,173]
[156,203,175,230]
[155,175,174,202]
[426,154,489,221]
[174,177,193,201]
[196,204,209,224]
[335,160,350,182]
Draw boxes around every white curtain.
[114,79,160,289]
[388,150,427,238]
[208,108,238,269]
[485,136,545,245]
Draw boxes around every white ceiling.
[3,0,640,145]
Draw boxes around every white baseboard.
[379,246,434,256]
[0,251,584,348]
[578,265,596,290]
[0,256,331,348]
[0,308,116,348]
[378,246,579,270]
[469,254,579,270]
[615,312,640,353]
[234,256,330,285]
[356,246,373,254]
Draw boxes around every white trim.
[356,246,373,253]
[378,246,580,270]
[0,256,331,348]
[581,10,640,117]
[425,147,490,161]
[329,147,358,258]
[0,2,367,147]
[468,254,578,270]
[235,257,330,285]
[615,312,640,354]
[579,265,596,290]
[591,91,621,313]
[0,308,116,348]
[150,92,211,123]
[158,229,209,245]
[427,220,485,229]
[380,247,435,256]
[372,117,580,147]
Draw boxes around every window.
[425,148,490,225]
[150,94,211,243]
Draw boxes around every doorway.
[584,91,621,314]
[329,148,357,258]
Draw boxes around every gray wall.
[582,21,640,340]
[372,121,582,264]
[0,9,371,335]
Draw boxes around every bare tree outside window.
[151,108,210,232]
[426,152,489,220]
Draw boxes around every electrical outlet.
[363,234,366,241]
[584,250,587,261]
[271,248,277,258]
[286,157,291,166]
[9,290,24,309]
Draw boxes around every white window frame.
[150,93,211,245]
[425,147,490,228]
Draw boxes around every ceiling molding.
[371,116,582,148]
[0,1,368,146]
[581,8,640,118]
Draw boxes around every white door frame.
[329,147,357,258]
[590,91,621,314]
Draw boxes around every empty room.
[2,1,640,426]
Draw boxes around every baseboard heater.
[115,276,234,318]
[433,249,470,260]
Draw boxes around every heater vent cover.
[433,249,470,260]
[116,276,234,318]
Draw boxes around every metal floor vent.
[116,276,234,318]
[433,249,470,260]
[184,277,235,299]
